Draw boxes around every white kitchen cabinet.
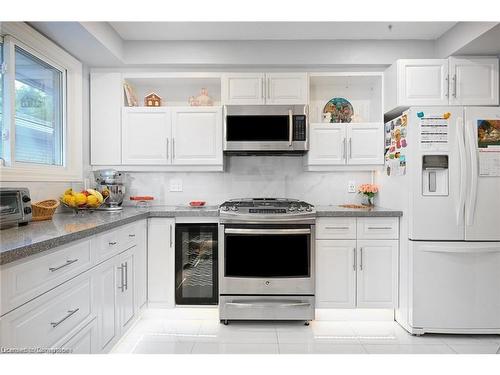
[266,73,308,105]
[222,72,308,105]
[148,218,175,307]
[133,220,148,310]
[356,240,398,308]
[307,123,345,165]
[385,57,499,114]
[90,72,122,165]
[315,218,399,310]
[95,257,118,352]
[122,108,170,165]
[222,73,265,105]
[307,123,384,167]
[316,240,357,308]
[116,250,135,333]
[347,123,384,165]
[61,318,98,354]
[449,57,499,106]
[171,107,223,165]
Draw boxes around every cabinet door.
[132,220,147,310]
[91,72,122,165]
[398,59,449,106]
[266,73,308,104]
[122,108,170,164]
[315,240,356,308]
[307,123,346,165]
[356,240,398,308]
[117,252,135,334]
[95,259,117,352]
[61,319,98,354]
[171,107,223,165]
[222,73,265,105]
[450,57,499,105]
[347,123,384,165]
[148,218,175,306]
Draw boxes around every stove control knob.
[306,206,312,212]
[231,206,238,211]
[298,206,305,212]
[288,206,296,212]
[221,206,229,211]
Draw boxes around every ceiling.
[109,22,457,41]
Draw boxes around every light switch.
[348,181,356,193]
[169,178,183,192]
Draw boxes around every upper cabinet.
[384,57,499,115]
[90,72,224,171]
[222,73,308,105]
[306,73,384,170]
[449,57,499,106]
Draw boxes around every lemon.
[64,195,76,207]
[87,195,99,207]
[74,193,87,206]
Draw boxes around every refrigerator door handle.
[456,117,466,226]
[465,116,478,226]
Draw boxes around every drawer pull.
[50,308,79,328]
[367,226,393,230]
[109,241,118,246]
[49,259,78,272]
[227,301,311,308]
[128,234,136,238]
[118,264,125,292]
[324,226,350,230]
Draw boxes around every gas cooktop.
[219,198,315,222]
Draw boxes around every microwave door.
[225,115,291,151]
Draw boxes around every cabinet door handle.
[445,75,449,98]
[50,308,79,328]
[172,138,175,159]
[452,74,457,97]
[267,77,271,99]
[349,138,352,159]
[170,224,173,248]
[352,248,356,271]
[49,259,78,272]
[359,248,363,270]
[325,226,349,230]
[166,138,169,161]
[261,78,265,100]
[109,241,117,246]
[118,263,125,292]
[342,138,346,159]
[367,226,393,230]
[129,234,136,238]
[124,262,128,291]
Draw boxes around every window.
[15,46,64,165]
[0,22,82,181]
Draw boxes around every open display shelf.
[309,73,383,124]
[122,74,222,107]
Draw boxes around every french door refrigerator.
[380,106,500,335]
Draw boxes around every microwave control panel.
[293,115,307,141]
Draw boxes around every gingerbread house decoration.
[144,92,162,107]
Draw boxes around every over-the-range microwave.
[223,105,308,154]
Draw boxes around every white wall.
[125,156,373,207]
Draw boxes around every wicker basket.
[31,199,60,221]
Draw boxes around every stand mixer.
[93,169,126,211]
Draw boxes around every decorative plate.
[323,97,354,123]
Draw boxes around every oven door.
[0,191,24,227]
[220,224,315,295]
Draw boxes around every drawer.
[92,222,142,263]
[357,217,399,239]
[59,318,98,354]
[0,273,93,349]
[316,217,357,239]
[220,295,315,321]
[1,239,92,316]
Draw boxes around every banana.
[86,188,104,204]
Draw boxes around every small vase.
[365,196,374,207]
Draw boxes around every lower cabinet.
[315,218,399,309]
[61,318,98,354]
[116,250,135,333]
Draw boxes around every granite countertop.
[0,205,401,265]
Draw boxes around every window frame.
[1,22,82,182]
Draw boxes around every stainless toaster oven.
[0,188,32,229]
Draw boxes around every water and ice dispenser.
[422,155,449,196]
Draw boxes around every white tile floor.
[112,311,500,354]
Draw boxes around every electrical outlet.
[348,181,356,193]
[169,178,183,192]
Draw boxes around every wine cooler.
[175,223,218,305]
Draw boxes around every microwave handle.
[289,109,293,147]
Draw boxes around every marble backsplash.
[125,156,374,206]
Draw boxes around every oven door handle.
[224,228,311,235]
[226,302,311,308]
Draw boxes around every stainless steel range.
[219,198,316,325]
